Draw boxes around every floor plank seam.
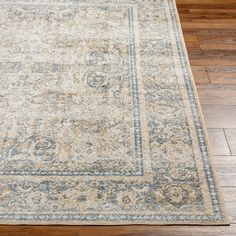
[223,128,232,155]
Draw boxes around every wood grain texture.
[207,129,231,155]
[224,129,236,155]
[0,224,236,236]
[215,156,236,187]
[207,66,236,85]
[0,0,235,235]
[189,50,236,66]
[177,0,236,4]
[192,66,210,84]
[197,84,236,105]
[202,106,236,128]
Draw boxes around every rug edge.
[170,0,230,226]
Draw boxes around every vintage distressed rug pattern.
[0,0,228,225]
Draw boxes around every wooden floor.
[1,0,236,235]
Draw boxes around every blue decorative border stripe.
[128,6,144,175]
[167,0,223,218]
[0,213,224,222]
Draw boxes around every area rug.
[0,0,229,225]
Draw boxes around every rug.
[0,0,229,225]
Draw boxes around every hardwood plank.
[179,13,193,21]
[189,50,236,66]
[200,44,236,50]
[183,34,199,44]
[224,129,236,155]
[201,105,236,128]
[207,66,236,85]
[223,187,236,224]
[193,19,236,22]
[177,4,236,11]
[198,35,236,45]
[189,9,236,16]
[0,224,234,236]
[191,66,210,84]
[186,42,200,50]
[215,156,236,187]
[219,175,236,188]
[189,15,236,20]
[181,21,236,30]
[176,0,236,5]
[183,29,236,37]
[207,129,230,155]
[177,8,191,14]
[197,85,236,105]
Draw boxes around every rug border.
[169,0,229,226]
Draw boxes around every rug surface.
[0,0,228,225]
